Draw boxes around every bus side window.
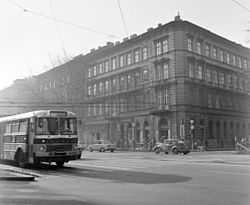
[3,135,13,143]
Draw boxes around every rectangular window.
[111,57,116,70]
[187,38,192,51]
[142,47,148,60]
[99,82,103,95]
[196,41,201,54]
[143,69,148,82]
[206,67,211,82]
[189,62,194,78]
[112,78,117,92]
[105,81,109,93]
[127,74,133,88]
[205,44,210,57]
[99,63,103,74]
[197,65,203,79]
[226,53,230,64]
[156,42,161,55]
[127,52,132,65]
[119,55,124,67]
[105,102,109,115]
[219,50,224,62]
[134,49,140,63]
[93,65,97,76]
[88,86,91,96]
[88,68,91,78]
[227,74,232,88]
[162,39,168,53]
[157,91,162,108]
[104,61,109,72]
[232,75,237,89]
[120,76,125,90]
[99,103,103,116]
[213,47,217,59]
[156,65,162,80]
[87,106,91,117]
[243,59,247,70]
[232,56,236,66]
[238,57,242,68]
[164,89,168,106]
[93,84,97,96]
[163,63,169,79]
[219,72,225,87]
[213,70,218,85]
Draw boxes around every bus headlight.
[39,145,45,151]
[73,145,78,150]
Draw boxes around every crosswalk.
[68,157,181,171]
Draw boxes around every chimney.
[106,42,114,47]
[175,12,182,21]
[147,27,154,32]
[130,34,137,39]
[123,37,129,42]
[115,41,120,46]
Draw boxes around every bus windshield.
[59,118,77,135]
[36,118,59,135]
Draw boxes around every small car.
[88,140,116,152]
[153,139,190,155]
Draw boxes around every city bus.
[0,110,81,167]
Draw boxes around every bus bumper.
[33,150,81,163]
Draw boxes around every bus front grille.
[46,144,72,152]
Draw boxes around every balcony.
[149,105,170,115]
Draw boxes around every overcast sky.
[0,0,249,90]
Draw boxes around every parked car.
[153,139,190,155]
[88,140,116,152]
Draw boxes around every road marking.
[69,162,132,171]
[69,158,180,171]
[203,169,250,176]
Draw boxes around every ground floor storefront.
[83,112,250,151]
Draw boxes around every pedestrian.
[204,140,208,151]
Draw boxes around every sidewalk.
[0,163,35,181]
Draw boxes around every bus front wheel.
[56,161,64,167]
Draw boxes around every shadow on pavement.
[28,163,192,184]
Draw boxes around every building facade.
[84,16,250,150]
[1,16,249,150]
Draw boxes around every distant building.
[0,78,39,117]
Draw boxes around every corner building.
[85,16,250,150]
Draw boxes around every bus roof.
[0,110,76,122]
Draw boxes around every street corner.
[0,164,35,181]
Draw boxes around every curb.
[0,170,35,181]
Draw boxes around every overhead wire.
[232,0,250,13]
[9,0,120,39]
[117,0,129,37]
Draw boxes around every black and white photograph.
[0,0,250,204]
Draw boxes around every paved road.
[0,151,249,205]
